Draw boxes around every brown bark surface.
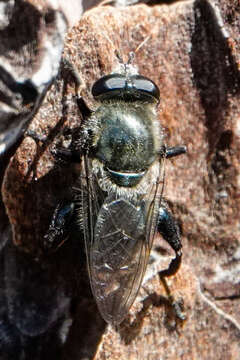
[2,1,240,359]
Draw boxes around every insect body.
[45,57,186,325]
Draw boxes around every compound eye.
[92,74,125,99]
[92,73,160,102]
[131,75,160,101]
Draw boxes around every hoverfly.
[45,52,186,325]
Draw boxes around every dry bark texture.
[1,0,240,359]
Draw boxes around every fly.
[44,52,187,325]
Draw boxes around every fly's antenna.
[102,32,151,76]
[101,33,125,66]
[113,49,133,76]
[127,51,135,64]
[134,35,151,54]
[114,49,124,64]
[125,36,150,65]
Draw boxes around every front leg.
[61,57,92,119]
[43,202,75,252]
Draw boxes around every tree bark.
[1,1,240,359]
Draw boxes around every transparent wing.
[79,156,163,325]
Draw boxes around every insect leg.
[165,145,187,159]
[43,202,75,253]
[157,205,182,277]
[157,204,186,320]
[61,57,92,118]
[76,96,92,118]
[25,129,48,143]
[50,144,82,164]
